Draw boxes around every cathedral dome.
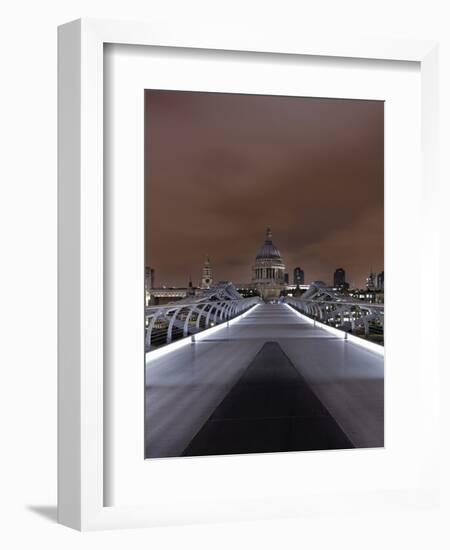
[252,228,286,299]
[256,228,282,260]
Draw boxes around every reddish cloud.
[145,91,383,287]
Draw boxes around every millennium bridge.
[145,283,384,458]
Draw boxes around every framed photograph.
[143,90,385,462]
[58,19,440,530]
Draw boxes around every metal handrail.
[145,297,260,351]
[285,296,384,338]
[295,298,384,310]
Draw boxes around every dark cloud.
[145,91,383,287]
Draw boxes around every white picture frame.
[58,18,439,531]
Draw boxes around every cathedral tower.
[201,257,213,289]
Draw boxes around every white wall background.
[0,0,448,547]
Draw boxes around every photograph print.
[144,90,384,459]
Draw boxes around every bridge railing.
[285,296,384,339]
[145,297,260,351]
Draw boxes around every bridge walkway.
[145,303,384,458]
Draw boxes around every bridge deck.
[145,303,384,458]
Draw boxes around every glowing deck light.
[145,335,192,362]
[146,303,260,361]
[285,303,384,356]
[346,333,385,355]
[196,302,260,341]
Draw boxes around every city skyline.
[147,256,383,290]
[145,91,384,288]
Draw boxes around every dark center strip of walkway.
[182,341,354,457]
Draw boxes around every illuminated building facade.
[376,271,384,291]
[252,227,286,301]
[293,267,304,285]
[333,267,348,289]
[366,271,375,291]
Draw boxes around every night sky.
[145,90,384,288]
